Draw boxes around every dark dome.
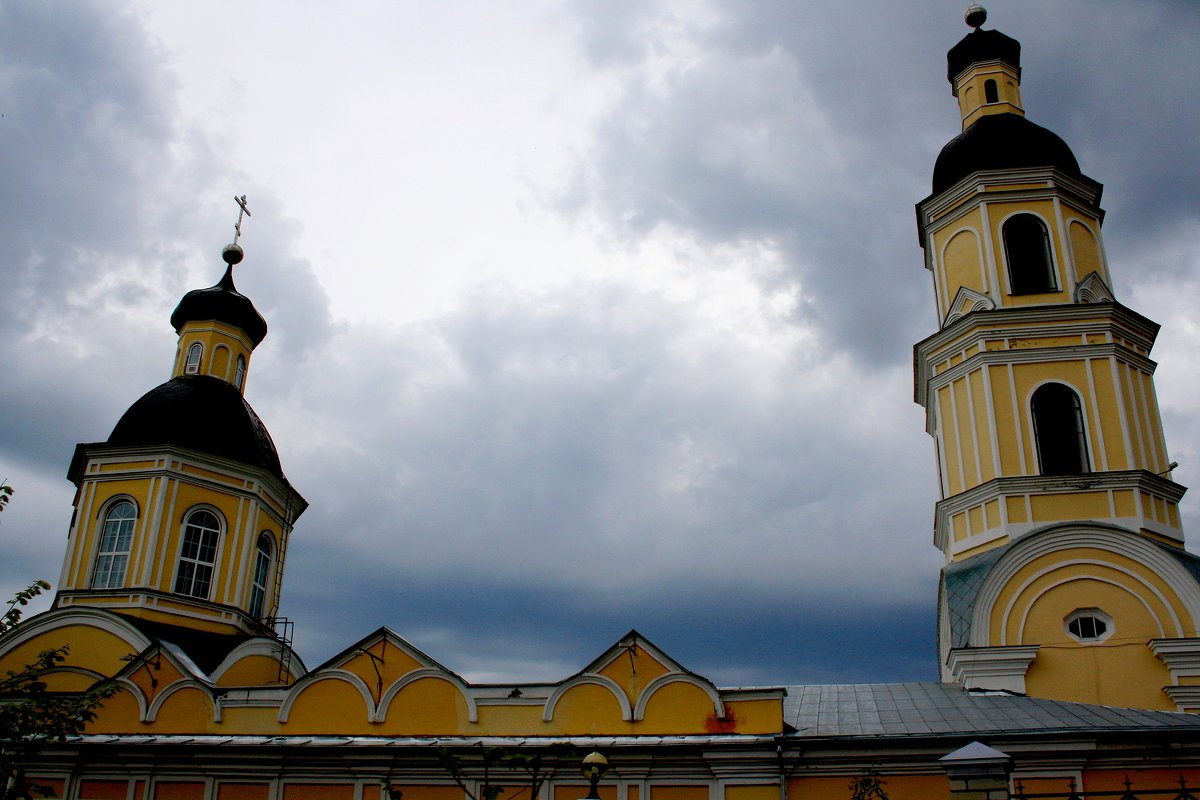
[171,265,268,347]
[108,375,283,479]
[932,113,1082,194]
[947,28,1020,84]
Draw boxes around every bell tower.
[55,199,307,640]
[916,7,1200,710]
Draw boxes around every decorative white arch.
[375,668,478,724]
[632,673,724,721]
[0,607,151,659]
[146,677,220,723]
[278,669,376,723]
[542,674,632,722]
[211,636,306,684]
[969,523,1200,646]
[1005,568,1171,644]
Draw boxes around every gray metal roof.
[783,682,1200,738]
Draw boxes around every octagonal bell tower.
[55,208,307,641]
[915,7,1200,711]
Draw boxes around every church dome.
[108,375,283,478]
[947,28,1020,83]
[931,113,1082,194]
[170,265,268,347]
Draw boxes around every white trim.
[1083,358,1109,471]
[1109,356,1135,472]
[1008,569,1166,644]
[946,645,1039,693]
[966,366,983,488]
[146,677,220,723]
[211,636,306,684]
[1024,379,1094,476]
[0,607,152,658]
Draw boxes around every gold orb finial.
[965,3,987,29]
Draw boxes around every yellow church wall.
[938,383,963,495]
[597,646,670,697]
[546,683,628,735]
[0,624,135,686]
[940,228,985,315]
[381,676,471,734]
[988,365,1021,476]
[969,369,996,483]
[1089,360,1127,469]
[86,687,144,732]
[148,686,218,731]
[1067,218,1104,281]
[992,552,1190,647]
[987,199,1067,305]
[1028,491,1109,522]
[639,682,719,734]
[285,677,373,733]
[787,775,949,800]
[215,654,287,687]
[174,321,253,382]
[1025,641,1173,710]
[950,381,979,491]
[472,704,544,733]
[339,643,424,688]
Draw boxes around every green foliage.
[1,581,120,800]
[2,581,52,635]
[426,743,576,800]
[848,771,889,800]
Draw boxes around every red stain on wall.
[705,708,736,733]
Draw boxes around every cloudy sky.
[2,0,1198,687]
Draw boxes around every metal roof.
[783,682,1200,738]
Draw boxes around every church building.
[5,8,1200,800]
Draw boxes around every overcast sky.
[2,0,1198,687]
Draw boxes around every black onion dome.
[932,113,1082,194]
[108,375,283,479]
[170,265,268,347]
[947,28,1020,83]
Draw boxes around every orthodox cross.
[232,194,252,245]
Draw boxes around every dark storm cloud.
[563,0,1200,361]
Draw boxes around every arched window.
[1003,214,1056,295]
[1032,383,1090,475]
[248,533,273,619]
[234,355,246,389]
[184,342,203,375]
[984,78,999,104]
[93,500,136,589]
[175,509,221,599]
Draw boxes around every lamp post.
[580,752,609,800]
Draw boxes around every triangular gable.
[943,287,996,328]
[580,629,690,678]
[315,627,465,693]
[1075,271,1115,304]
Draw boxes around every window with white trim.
[1003,214,1056,295]
[1065,608,1113,643]
[234,354,246,389]
[248,533,273,619]
[1032,383,1090,475]
[175,509,220,599]
[184,342,203,374]
[93,500,136,589]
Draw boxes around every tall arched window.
[175,509,221,599]
[984,79,999,103]
[1032,383,1090,475]
[184,342,203,375]
[248,533,273,619]
[234,355,247,389]
[1003,214,1056,295]
[93,500,136,589]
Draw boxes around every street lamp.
[580,752,609,800]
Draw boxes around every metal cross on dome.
[232,194,251,246]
